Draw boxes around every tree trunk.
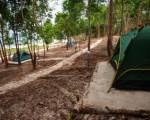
[31,0,37,69]
[32,40,36,69]
[97,24,100,39]
[36,40,40,58]
[37,45,40,58]
[27,40,33,60]
[8,44,11,60]
[88,0,91,51]
[136,1,143,27]
[14,3,20,64]
[107,0,113,57]
[43,40,46,57]
[0,39,4,63]
[12,2,21,65]
[120,0,124,35]
[0,49,4,63]
[124,13,130,33]
[32,51,36,69]
[136,8,141,27]
[146,0,150,23]
[46,44,49,51]
[0,22,8,67]
[66,37,69,50]
[13,30,21,64]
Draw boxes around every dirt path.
[0,39,97,86]
[37,57,66,61]
[0,39,102,95]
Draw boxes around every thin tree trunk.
[46,44,49,51]
[87,0,91,51]
[136,8,141,27]
[146,0,150,23]
[0,39,4,63]
[43,40,46,57]
[13,29,21,64]
[8,44,11,60]
[33,35,36,69]
[12,2,21,65]
[0,22,8,67]
[40,19,46,58]
[16,32,21,63]
[27,40,33,60]
[32,0,37,69]
[104,13,107,36]
[35,38,40,58]
[107,0,113,56]
[87,0,91,68]
[124,13,130,33]
[136,1,143,27]
[97,24,100,39]
[66,37,69,50]
[120,0,124,35]
[28,31,36,69]
[0,49,4,62]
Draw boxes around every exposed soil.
[0,39,97,86]
[0,38,148,120]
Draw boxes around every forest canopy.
[0,0,149,68]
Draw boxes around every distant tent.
[12,51,31,62]
[111,26,150,91]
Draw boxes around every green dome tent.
[111,25,150,91]
[12,51,31,62]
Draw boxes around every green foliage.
[62,0,85,37]
[0,0,149,48]
[4,36,13,45]
[42,20,53,45]
[90,3,107,26]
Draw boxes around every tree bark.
[87,0,91,51]
[136,8,141,27]
[8,44,11,60]
[32,0,37,69]
[120,0,124,35]
[43,40,46,57]
[0,21,8,67]
[146,0,150,23]
[97,24,100,39]
[13,29,21,64]
[136,1,143,27]
[124,13,130,33]
[37,43,40,58]
[12,2,21,65]
[46,44,49,51]
[107,0,113,57]
[66,37,69,50]
[0,49,4,62]
[0,39,4,63]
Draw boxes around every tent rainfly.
[111,25,150,91]
[12,51,31,62]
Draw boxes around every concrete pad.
[82,62,150,112]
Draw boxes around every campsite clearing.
[0,37,149,120]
